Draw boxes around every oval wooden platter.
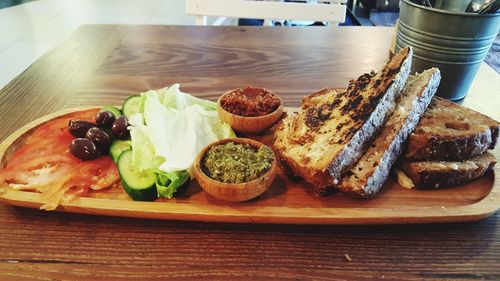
[0,107,498,224]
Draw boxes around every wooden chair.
[186,0,347,26]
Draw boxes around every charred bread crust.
[272,113,336,188]
[401,152,496,188]
[406,97,500,161]
[407,133,493,162]
[327,47,412,182]
[338,68,441,197]
[301,88,331,110]
[490,126,499,149]
[273,47,412,193]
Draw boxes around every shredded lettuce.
[156,170,190,199]
[128,84,234,198]
[155,84,217,111]
[129,126,164,173]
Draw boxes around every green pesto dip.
[202,142,275,183]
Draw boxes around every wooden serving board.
[0,107,499,224]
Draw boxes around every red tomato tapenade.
[220,86,281,117]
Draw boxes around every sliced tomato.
[27,109,98,143]
[65,184,90,198]
[8,136,76,168]
[2,163,75,191]
[0,108,119,210]
[65,157,118,190]
[9,109,98,166]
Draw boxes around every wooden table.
[0,25,498,281]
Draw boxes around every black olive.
[85,127,111,153]
[68,120,97,138]
[70,138,98,161]
[102,127,115,140]
[112,116,130,140]
[96,110,116,128]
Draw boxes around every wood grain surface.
[0,25,498,281]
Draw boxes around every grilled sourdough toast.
[406,97,500,161]
[338,68,441,196]
[400,151,496,188]
[273,47,412,193]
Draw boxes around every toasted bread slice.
[399,151,496,188]
[339,68,441,197]
[273,47,412,193]
[406,97,499,161]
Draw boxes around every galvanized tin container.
[396,0,500,101]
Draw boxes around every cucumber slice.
[110,140,132,163]
[122,96,143,118]
[100,105,122,118]
[118,150,158,201]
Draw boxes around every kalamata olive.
[70,138,98,161]
[96,110,116,128]
[85,127,111,153]
[112,116,130,140]
[68,120,97,138]
[102,127,115,140]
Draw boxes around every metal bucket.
[396,0,500,101]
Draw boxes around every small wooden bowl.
[193,138,277,202]
[217,87,283,134]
